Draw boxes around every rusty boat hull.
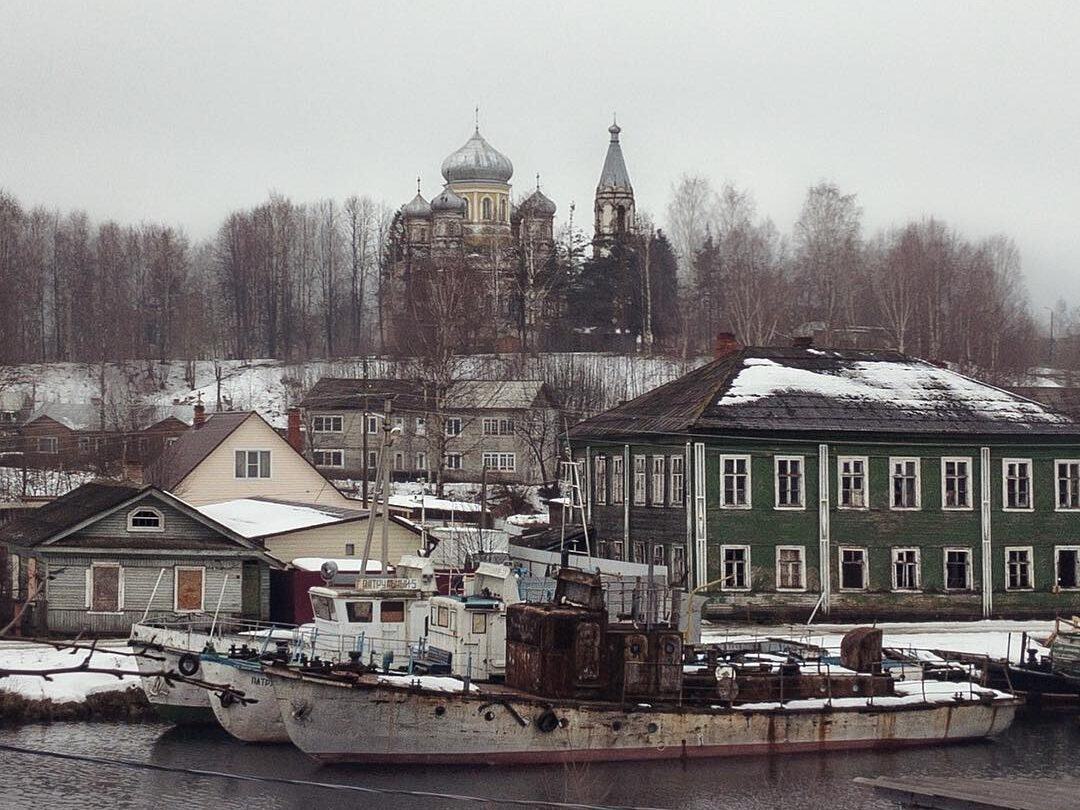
[268,668,1020,765]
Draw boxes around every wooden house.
[569,339,1080,621]
[0,482,282,635]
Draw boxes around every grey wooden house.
[569,342,1080,621]
[0,482,281,634]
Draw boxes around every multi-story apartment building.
[569,339,1080,620]
[301,378,560,487]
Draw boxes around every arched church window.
[499,198,507,222]
[616,205,626,234]
[482,197,493,221]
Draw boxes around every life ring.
[535,709,559,734]
[177,653,200,677]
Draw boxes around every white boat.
[200,652,289,743]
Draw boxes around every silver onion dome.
[402,192,431,218]
[430,186,467,214]
[441,128,514,184]
[519,188,556,217]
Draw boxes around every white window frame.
[594,455,607,505]
[837,455,869,510]
[444,452,462,471]
[891,547,921,592]
[941,457,973,511]
[312,414,343,433]
[775,545,806,592]
[87,562,124,614]
[415,452,427,470]
[943,547,973,591]
[444,417,463,437]
[37,436,58,453]
[173,565,206,613]
[632,455,647,505]
[1055,459,1080,511]
[720,544,751,592]
[773,455,805,510]
[838,546,868,591]
[1054,545,1080,591]
[1002,458,1034,512]
[669,455,685,507]
[719,454,752,509]
[127,506,165,533]
[611,455,624,505]
[414,417,426,436]
[1004,546,1034,591]
[889,456,921,511]
[651,456,665,507]
[313,449,344,468]
[234,449,271,479]
[482,452,515,472]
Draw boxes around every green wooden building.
[568,342,1080,620]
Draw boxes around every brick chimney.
[713,331,741,360]
[193,402,206,430]
[287,407,304,453]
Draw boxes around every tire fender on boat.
[535,709,559,733]
[177,654,200,677]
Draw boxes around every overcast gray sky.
[2,1,1078,314]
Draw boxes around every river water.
[0,711,1076,810]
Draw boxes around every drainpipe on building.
[981,446,993,618]
[818,443,831,617]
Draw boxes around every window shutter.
[85,568,92,609]
[234,450,245,478]
[260,450,271,478]
[118,567,125,610]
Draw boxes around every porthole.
[647,722,659,734]
[484,711,495,721]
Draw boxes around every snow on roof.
[197,498,365,539]
[388,493,481,513]
[291,557,388,573]
[717,356,1070,423]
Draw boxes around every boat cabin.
[426,562,520,681]
[306,555,436,665]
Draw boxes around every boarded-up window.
[175,567,204,612]
[91,565,121,612]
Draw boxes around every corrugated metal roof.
[569,347,1080,441]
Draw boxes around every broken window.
[890,458,920,509]
[721,545,749,590]
[720,455,750,508]
[1004,460,1032,510]
[839,456,867,508]
[1056,547,1079,589]
[892,548,920,590]
[777,546,805,590]
[945,548,972,590]
[942,458,971,509]
[840,547,867,590]
[775,456,804,508]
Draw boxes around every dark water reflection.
[1,711,1077,810]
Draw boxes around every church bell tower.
[593,118,635,254]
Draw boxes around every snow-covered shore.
[702,619,1055,660]
[0,641,140,702]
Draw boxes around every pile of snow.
[0,642,139,702]
[505,513,548,528]
[0,467,95,500]
[718,357,1069,423]
[731,678,1012,712]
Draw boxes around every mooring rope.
[0,742,669,810]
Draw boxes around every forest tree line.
[0,178,1068,376]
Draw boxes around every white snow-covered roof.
[196,498,366,539]
[572,347,1080,439]
[388,494,481,513]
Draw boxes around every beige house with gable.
[145,410,354,508]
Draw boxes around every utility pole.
[380,397,391,576]
[361,358,370,507]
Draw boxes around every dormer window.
[128,506,164,532]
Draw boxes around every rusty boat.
[266,569,1020,765]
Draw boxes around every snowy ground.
[0,641,140,702]
[702,619,1055,660]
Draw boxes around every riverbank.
[0,641,152,726]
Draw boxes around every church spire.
[594,118,635,250]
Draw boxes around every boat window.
[311,595,335,621]
[380,601,405,623]
[346,601,373,623]
[437,605,449,628]
[472,612,487,634]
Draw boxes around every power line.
[0,743,671,810]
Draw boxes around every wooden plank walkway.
[853,776,1078,810]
